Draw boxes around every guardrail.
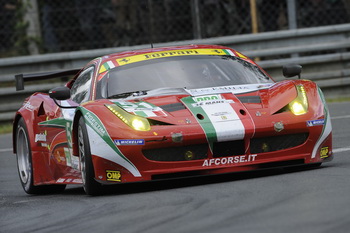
[1,23,350,122]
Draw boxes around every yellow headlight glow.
[131,118,150,131]
[106,104,151,131]
[289,85,308,115]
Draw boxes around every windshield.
[99,55,273,98]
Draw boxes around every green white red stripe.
[80,107,141,177]
[113,100,167,117]
[181,95,245,151]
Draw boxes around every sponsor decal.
[118,49,226,66]
[320,147,329,158]
[202,154,257,166]
[307,119,325,127]
[79,107,142,177]
[311,88,332,158]
[106,170,121,182]
[193,94,222,102]
[181,96,245,152]
[35,133,46,142]
[64,147,72,167]
[211,112,231,117]
[192,100,234,107]
[23,101,35,111]
[192,94,234,107]
[114,139,145,146]
[98,49,237,73]
[187,84,273,96]
[71,155,80,170]
[85,112,107,137]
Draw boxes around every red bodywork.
[13,45,333,186]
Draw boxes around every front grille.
[142,144,208,162]
[213,140,245,157]
[250,133,309,154]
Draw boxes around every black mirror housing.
[49,87,71,100]
[283,64,302,78]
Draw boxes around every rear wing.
[15,68,81,91]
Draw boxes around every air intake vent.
[250,133,308,154]
[143,144,208,161]
[213,140,245,157]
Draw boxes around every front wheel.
[78,117,103,195]
[16,118,66,194]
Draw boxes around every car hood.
[107,81,297,124]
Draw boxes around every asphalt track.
[1,102,349,233]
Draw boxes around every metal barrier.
[1,24,350,122]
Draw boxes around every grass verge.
[0,123,13,135]
[326,97,350,103]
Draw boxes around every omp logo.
[320,147,329,158]
[106,170,121,182]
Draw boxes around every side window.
[70,67,94,104]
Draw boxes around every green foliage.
[0,123,13,134]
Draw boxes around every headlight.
[106,104,151,131]
[289,85,308,115]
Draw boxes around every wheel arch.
[72,110,83,157]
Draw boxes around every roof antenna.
[147,0,154,49]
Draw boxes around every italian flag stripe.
[223,49,235,56]
[181,97,217,151]
[134,111,149,117]
[182,95,246,152]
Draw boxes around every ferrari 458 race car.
[13,45,332,195]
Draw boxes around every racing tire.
[78,117,103,195]
[16,118,66,194]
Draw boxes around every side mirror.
[283,64,302,79]
[49,86,71,100]
[49,87,77,109]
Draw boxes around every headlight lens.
[289,85,308,115]
[106,104,151,131]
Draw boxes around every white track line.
[333,147,350,153]
[0,148,12,153]
[331,115,350,120]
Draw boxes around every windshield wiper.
[108,90,148,99]
[108,87,188,99]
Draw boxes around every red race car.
[13,45,332,195]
